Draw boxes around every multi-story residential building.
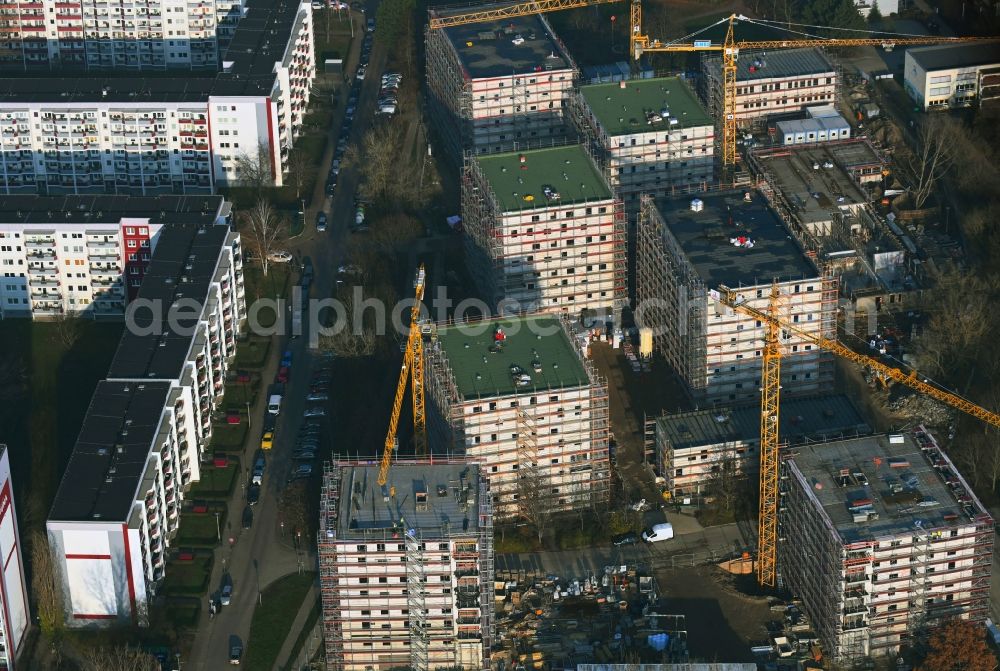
[0,0,314,194]
[318,461,494,671]
[702,48,838,125]
[635,191,837,405]
[903,44,1000,110]
[780,427,994,664]
[573,76,715,211]
[0,445,29,670]
[653,394,869,498]
[0,0,245,71]
[425,314,610,518]
[0,194,230,317]
[46,217,244,627]
[425,13,577,160]
[462,145,626,315]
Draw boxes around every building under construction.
[635,190,837,405]
[779,427,994,664]
[425,12,577,161]
[462,144,626,315]
[424,314,610,518]
[318,460,494,671]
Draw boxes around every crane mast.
[377,265,428,488]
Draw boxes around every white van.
[641,522,674,543]
[267,394,282,415]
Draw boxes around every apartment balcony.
[30,277,59,289]
[27,266,58,277]
[26,248,56,259]
[25,238,55,248]
[88,251,119,262]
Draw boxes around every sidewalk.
[274,581,320,670]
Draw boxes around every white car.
[311,0,324,7]
[378,103,397,115]
[267,250,293,263]
[304,406,327,417]
[307,392,329,402]
[356,65,366,80]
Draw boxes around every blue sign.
[694,40,712,48]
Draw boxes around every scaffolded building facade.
[319,460,494,671]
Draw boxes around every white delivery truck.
[641,522,674,543]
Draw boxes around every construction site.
[423,314,611,518]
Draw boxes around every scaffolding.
[405,530,429,671]
[318,461,344,669]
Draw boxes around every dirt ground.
[653,565,776,662]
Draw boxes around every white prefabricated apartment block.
[425,315,610,518]
[653,394,869,498]
[574,76,715,210]
[0,194,230,318]
[0,0,245,71]
[904,44,1000,110]
[702,48,838,125]
[47,219,244,627]
[0,0,314,194]
[780,427,994,664]
[0,446,29,670]
[462,145,626,315]
[635,191,837,405]
[425,12,577,160]
[319,461,494,671]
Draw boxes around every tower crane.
[377,265,428,489]
[718,284,1000,588]
[427,2,999,169]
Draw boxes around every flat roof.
[0,0,304,102]
[476,145,613,213]
[107,222,230,380]
[49,381,172,523]
[0,195,226,226]
[824,138,884,169]
[439,13,571,79]
[775,114,850,136]
[580,76,713,136]
[651,190,818,288]
[754,144,869,227]
[909,44,1000,72]
[786,429,991,544]
[433,315,590,400]
[708,48,834,82]
[657,394,871,451]
[334,463,483,539]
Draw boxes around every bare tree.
[707,441,746,512]
[516,468,555,544]
[278,481,312,537]
[78,644,160,671]
[287,149,313,201]
[896,116,958,210]
[233,142,274,191]
[238,199,286,278]
[53,312,82,349]
[318,290,377,358]
[30,529,63,638]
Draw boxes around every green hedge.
[189,463,239,500]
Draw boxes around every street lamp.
[175,653,182,671]
[214,511,221,542]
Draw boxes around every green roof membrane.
[580,76,713,137]
[475,145,613,213]
[434,316,589,400]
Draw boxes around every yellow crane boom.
[377,265,428,488]
[718,284,1000,587]
[428,0,618,29]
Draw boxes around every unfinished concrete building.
[462,145,626,315]
[318,461,494,671]
[702,48,838,126]
[425,12,577,161]
[572,76,715,210]
[780,427,993,663]
[425,314,610,518]
[654,394,870,498]
[636,191,837,405]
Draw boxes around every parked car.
[356,64,367,80]
[366,17,375,31]
[304,406,327,417]
[260,431,274,451]
[241,505,254,529]
[292,450,317,461]
[220,575,233,606]
[310,0,324,7]
[306,391,329,402]
[229,636,243,665]
[267,250,293,263]
[276,366,289,384]
[280,350,293,367]
[247,483,261,506]
[290,463,314,478]
[262,413,276,432]
[316,211,328,232]
[611,531,639,547]
[378,104,397,115]
[252,454,265,484]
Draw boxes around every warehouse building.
[780,427,993,663]
[47,218,244,627]
[0,0,314,194]
[461,145,626,315]
[318,461,493,671]
[0,446,29,670]
[572,76,715,209]
[425,315,610,518]
[635,191,837,405]
[903,44,1000,110]
[0,0,244,71]
[425,12,577,160]
[0,194,230,318]
[702,48,838,125]
[653,394,870,498]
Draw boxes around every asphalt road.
[185,3,390,666]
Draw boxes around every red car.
[226,412,241,425]
[277,366,290,384]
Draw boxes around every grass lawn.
[314,11,355,59]
[243,264,291,329]
[235,336,271,369]
[210,422,248,451]
[176,513,224,546]
[245,573,316,671]
[165,599,202,628]
[278,601,320,671]
[189,463,239,500]
[162,557,212,596]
